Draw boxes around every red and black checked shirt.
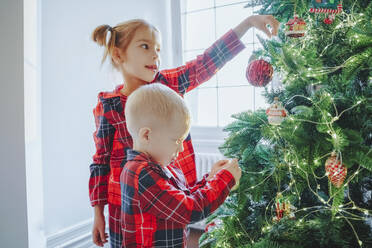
[121,149,235,248]
[89,29,245,207]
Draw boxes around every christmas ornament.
[284,201,297,219]
[285,14,306,38]
[325,152,347,188]
[309,0,343,25]
[266,97,287,125]
[273,193,297,221]
[246,59,273,87]
[274,193,285,221]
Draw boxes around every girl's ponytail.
[92,24,116,65]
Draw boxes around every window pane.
[254,87,267,110]
[216,3,253,44]
[185,0,214,12]
[184,89,199,124]
[197,88,218,126]
[217,45,254,86]
[183,51,217,88]
[215,0,250,6]
[218,86,254,126]
[185,9,215,50]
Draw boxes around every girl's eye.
[141,44,149,49]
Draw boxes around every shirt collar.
[126,148,171,179]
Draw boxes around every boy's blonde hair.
[91,19,159,69]
[125,83,191,139]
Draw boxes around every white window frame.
[169,1,258,153]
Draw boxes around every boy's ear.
[138,127,151,143]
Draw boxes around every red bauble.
[246,59,273,87]
[325,153,347,188]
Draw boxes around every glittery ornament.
[325,152,347,188]
[246,59,273,87]
[266,97,287,125]
[285,14,306,38]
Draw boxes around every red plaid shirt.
[121,149,235,248]
[89,29,245,207]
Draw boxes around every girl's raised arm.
[156,15,279,95]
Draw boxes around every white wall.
[38,0,174,241]
[4,1,213,247]
[0,0,29,247]
[25,0,46,246]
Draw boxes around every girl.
[90,15,279,247]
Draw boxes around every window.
[181,0,269,127]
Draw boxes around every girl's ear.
[112,47,125,64]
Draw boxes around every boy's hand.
[233,15,280,39]
[206,159,229,181]
[92,205,108,247]
[222,159,242,189]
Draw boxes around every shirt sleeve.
[157,29,245,95]
[89,96,115,207]
[137,166,235,225]
[188,173,209,194]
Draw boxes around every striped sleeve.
[137,166,235,225]
[188,173,209,194]
[89,96,115,206]
[157,29,245,95]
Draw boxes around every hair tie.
[107,25,113,32]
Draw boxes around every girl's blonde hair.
[91,19,159,68]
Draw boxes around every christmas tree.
[200,1,372,247]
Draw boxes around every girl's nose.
[152,49,159,59]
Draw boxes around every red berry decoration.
[246,59,273,87]
[325,152,347,188]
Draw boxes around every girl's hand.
[233,15,280,39]
[92,205,108,247]
[206,159,229,181]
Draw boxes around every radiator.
[195,153,224,181]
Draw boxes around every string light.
[228,43,370,246]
